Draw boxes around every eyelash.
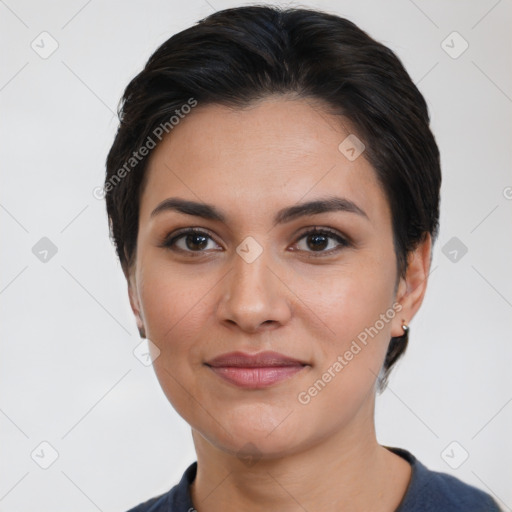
[159,227,351,258]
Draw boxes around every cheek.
[305,251,398,386]
[137,261,210,357]
[137,263,213,425]
[310,254,397,340]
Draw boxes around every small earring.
[138,325,146,339]
[401,323,409,336]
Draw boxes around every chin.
[211,430,305,462]
[199,406,313,459]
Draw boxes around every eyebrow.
[150,196,369,225]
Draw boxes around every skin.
[127,96,432,511]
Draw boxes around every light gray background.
[1,0,511,510]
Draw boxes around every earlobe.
[391,234,432,338]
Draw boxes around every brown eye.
[161,228,221,255]
[305,232,329,251]
[294,228,349,256]
[181,232,209,251]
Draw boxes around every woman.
[105,5,501,511]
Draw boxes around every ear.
[391,234,432,338]
[127,272,146,338]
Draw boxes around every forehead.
[139,97,390,228]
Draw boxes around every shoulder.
[388,447,502,512]
[125,492,169,512]
[124,462,198,512]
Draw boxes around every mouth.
[205,351,309,389]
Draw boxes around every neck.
[189,398,411,512]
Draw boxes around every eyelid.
[294,225,350,242]
[158,227,222,253]
[160,226,351,259]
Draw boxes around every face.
[128,97,418,460]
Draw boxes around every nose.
[216,244,293,333]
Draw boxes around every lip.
[205,351,309,389]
